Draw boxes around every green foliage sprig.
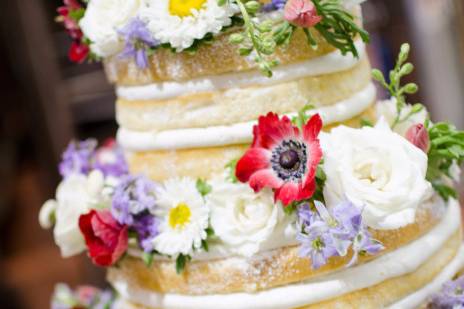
[426,121,464,201]
[373,42,463,201]
[312,0,369,57]
[372,43,424,129]
[226,0,281,76]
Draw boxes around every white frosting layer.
[388,244,464,309]
[117,83,376,151]
[116,41,366,101]
[114,200,460,309]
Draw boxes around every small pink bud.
[406,123,430,153]
[284,0,322,28]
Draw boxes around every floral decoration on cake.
[51,283,115,309]
[429,275,464,308]
[39,43,464,274]
[56,0,368,76]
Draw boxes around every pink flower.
[236,112,323,206]
[79,210,128,267]
[284,0,322,28]
[406,123,430,153]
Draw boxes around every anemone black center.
[279,149,300,170]
[271,140,308,182]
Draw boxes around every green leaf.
[142,252,155,267]
[312,0,369,58]
[175,254,191,275]
[432,182,457,202]
[201,240,209,252]
[196,179,212,197]
[225,158,239,183]
[360,118,374,127]
[205,227,215,237]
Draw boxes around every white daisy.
[140,0,238,51]
[152,178,210,256]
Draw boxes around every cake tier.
[115,43,370,132]
[109,200,463,308]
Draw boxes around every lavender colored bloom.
[296,200,384,269]
[262,0,287,12]
[118,17,158,69]
[132,213,160,252]
[111,175,158,226]
[297,219,338,269]
[94,140,128,177]
[430,276,464,309]
[59,139,97,178]
[347,227,384,267]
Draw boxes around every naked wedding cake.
[41,0,464,308]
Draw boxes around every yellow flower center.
[169,0,207,17]
[169,203,192,229]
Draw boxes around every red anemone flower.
[236,112,323,206]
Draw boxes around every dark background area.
[0,0,462,308]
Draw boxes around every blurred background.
[0,0,463,308]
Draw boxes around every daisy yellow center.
[169,203,191,229]
[169,0,208,17]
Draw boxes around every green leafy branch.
[426,121,464,201]
[226,0,280,76]
[312,0,369,57]
[372,43,424,128]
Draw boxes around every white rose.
[321,120,432,230]
[50,170,110,257]
[208,182,293,257]
[79,0,141,57]
[376,98,427,136]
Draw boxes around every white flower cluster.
[79,0,237,57]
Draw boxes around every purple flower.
[296,200,384,269]
[111,175,158,226]
[94,139,128,178]
[262,0,287,11]
[430,276,464,309]
[347,227,384,267]
[132,214,160,253]
[118,17,158,69]
[297,218,338,269]
[59,139,97,178]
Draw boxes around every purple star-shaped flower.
[296,200,384,269]
[111,175,158,226]
[58,139,97,178]
[430,275,464,308]
[297,218,338,269]
[132,213,160,253]
[118,17,158,69]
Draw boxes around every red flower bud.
[79,210,128,267]
[284,0,322,28]
[69,42,89,63]
[406,123,430,153]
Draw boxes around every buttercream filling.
[113,200,460,309]
[116,41,366,101]
[117,83,376,151]
[387,244,464,309]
